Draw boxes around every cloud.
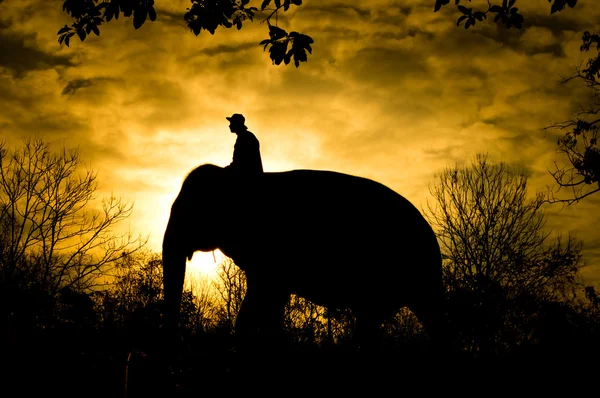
[0,29,73,76]
[201,41,259,56]
[61,77,122,96]
[1,0,600,284]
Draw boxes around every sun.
[187,249,226,278]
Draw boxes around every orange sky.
[0,1,599,284]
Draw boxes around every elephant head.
[162,164,258,327]
[162,164,228,327]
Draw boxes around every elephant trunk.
[162,218,188,330]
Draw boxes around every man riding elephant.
[224,113,263,175]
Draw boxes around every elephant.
[162,164,445,351]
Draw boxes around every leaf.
[434,0,450,12]
[457,5,471,15]
[473,12,486,21]
[456,15,467,26]
[91,24,100,36]
[489,5,503,12]
[261,0,271,11]
[269,24,287,40]
[465,18,472,29]
[133,8,147,29]
[553,0,574,13]
[291,0,302,5]
[275,0,281,8]
[508,0,517,8]
[148,6,157,22]
[237,20,242,30]
[511,12,524,28]
[289,31,312,43]
[57,25,70,35]
[284,0,290,11]
[269,41,287,65]
[77,28,86,41]
[105,7,114,22]
[260,38,271,50]
[293,47,307,67]
[189,20,201,36]
[65,35,71,47]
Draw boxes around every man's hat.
[226,113,246,126]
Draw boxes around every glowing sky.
[1,1,599,284]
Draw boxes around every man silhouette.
[225,113,263,174]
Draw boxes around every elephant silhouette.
[162,164,445,351]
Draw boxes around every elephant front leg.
[235,277,290,353]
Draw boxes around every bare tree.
[94,250,216,338]
[426,153,584,300]
[284,294,327,347]
[109,250,164,313]
[546,31,600,205]
[426,153,586,353]
[0,137,144,294]
[212,257,247,331]
[381,308,426,349]
[182,273,220,332]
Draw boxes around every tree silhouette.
[213,257,247,333]
[0,138,143,396]
[427,153,583,300]
[58,0,313,67]
[0,137,144,294]
[426,153,585,353]
[545,31,600,204]
[57,0,576,67]
[283,294,327,349]
[0,138,146,388]
[435,0,577,29]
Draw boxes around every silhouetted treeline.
[3,249,600,392]
[2,140,600,395]
[426,154,600,356]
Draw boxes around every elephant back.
[257,169,438,269]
